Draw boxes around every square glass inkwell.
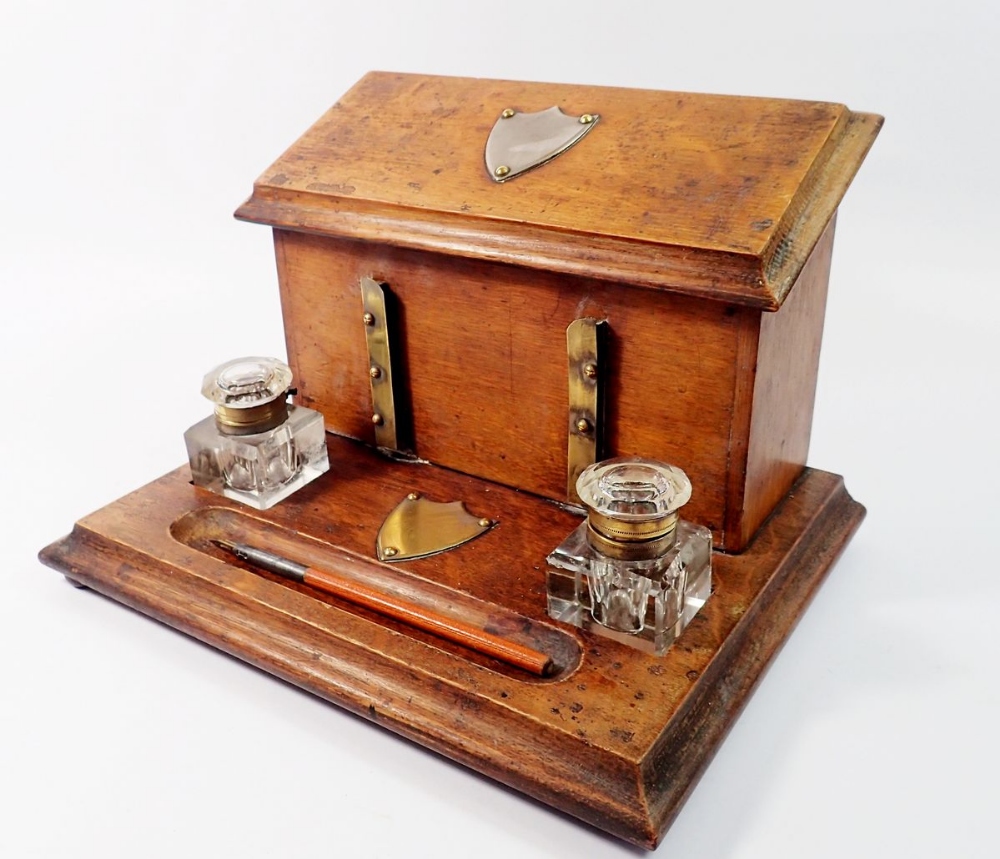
[547,458,712,655]
[184,357,329,509]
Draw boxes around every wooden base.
[38,436,864,849]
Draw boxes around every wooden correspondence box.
[41,72,881,849]
[236,72,881,551]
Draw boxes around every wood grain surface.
[39,435,865,848]
[236,72,882,309]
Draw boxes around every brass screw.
[384,546,398,557]
[478,518,491,528]
[372,413,384,426]
[580,113,595,124]
[576,418,591,433]
[494,165,510,178]
[363,311,375,326]
[369,366,382,379]
[583,362,598,379]
[407,492,420,501]
[501,108,515,119]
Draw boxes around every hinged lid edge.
[236,190,767,305]
[761,111,883,306]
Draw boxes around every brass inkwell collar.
[202,357,293,436]
[576,458,693,561]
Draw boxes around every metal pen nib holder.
[547,458,712,655]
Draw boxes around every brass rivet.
[494,165,510,178]
[369,366,382,379]
[407,492,420,501]
[580,113,595,124]
[372,413,384,426]
[583,362,598,379]
[501,108,515,119]
[363,311,375,326]
[384,546,398,557]
[576,418,591,433]
[478,518,491,528]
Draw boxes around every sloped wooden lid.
[236,72,881,309]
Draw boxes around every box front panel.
[274,230,747,541]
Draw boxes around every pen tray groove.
[170,506,582,680]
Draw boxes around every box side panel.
[720,309,762,552]
[273,230,743,539]
[737,217,835,547]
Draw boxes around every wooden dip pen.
[212,539,555,677]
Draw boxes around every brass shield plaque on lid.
[485,106,599,182]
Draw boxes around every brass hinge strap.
[360,276,401,451]
[566,317,606,504]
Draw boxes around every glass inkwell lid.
[576,458,693,560]
[202,357,293,435]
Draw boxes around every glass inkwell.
[546,458,712,655]
[184,357,329,509]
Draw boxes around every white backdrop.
[3,2,998,857]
